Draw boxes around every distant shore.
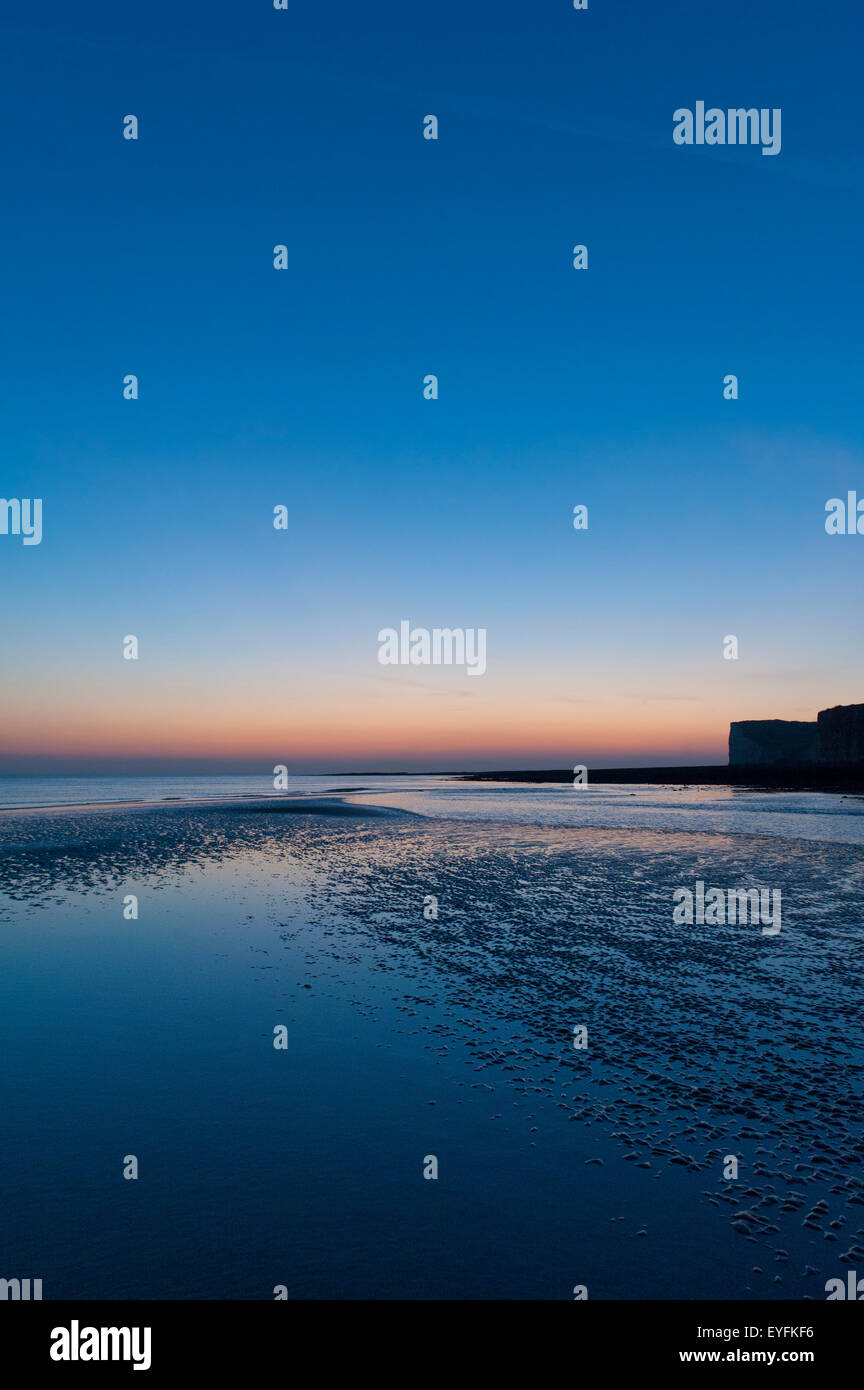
[459,765,864,792]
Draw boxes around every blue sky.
[1,0,862,771]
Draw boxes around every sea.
[1,774,862,1299]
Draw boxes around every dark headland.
[461,703,864,793]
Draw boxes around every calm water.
[1,778,862,1299]
[0,772,388,809]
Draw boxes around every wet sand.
[1,792,861,1298]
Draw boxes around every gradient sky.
[1,0,862,772]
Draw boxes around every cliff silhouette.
[729,703,864,768]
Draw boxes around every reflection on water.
[0,784,862,1299]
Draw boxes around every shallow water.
[1,779,862,1299]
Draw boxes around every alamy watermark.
[673,103,781,157]
[378,621,487,676]
[1,1277,42,1300]
[673,881,781,935]
[50,1322,151,1371]
[1,497,42,545]
[825,492,864,534]
[826,1270,864,1299]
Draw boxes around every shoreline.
[4,769,864,816]
[459,765,864,792]
[0,793,387,818]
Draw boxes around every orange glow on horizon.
[0,685,730,765]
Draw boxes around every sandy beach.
[1,779,862,1299]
